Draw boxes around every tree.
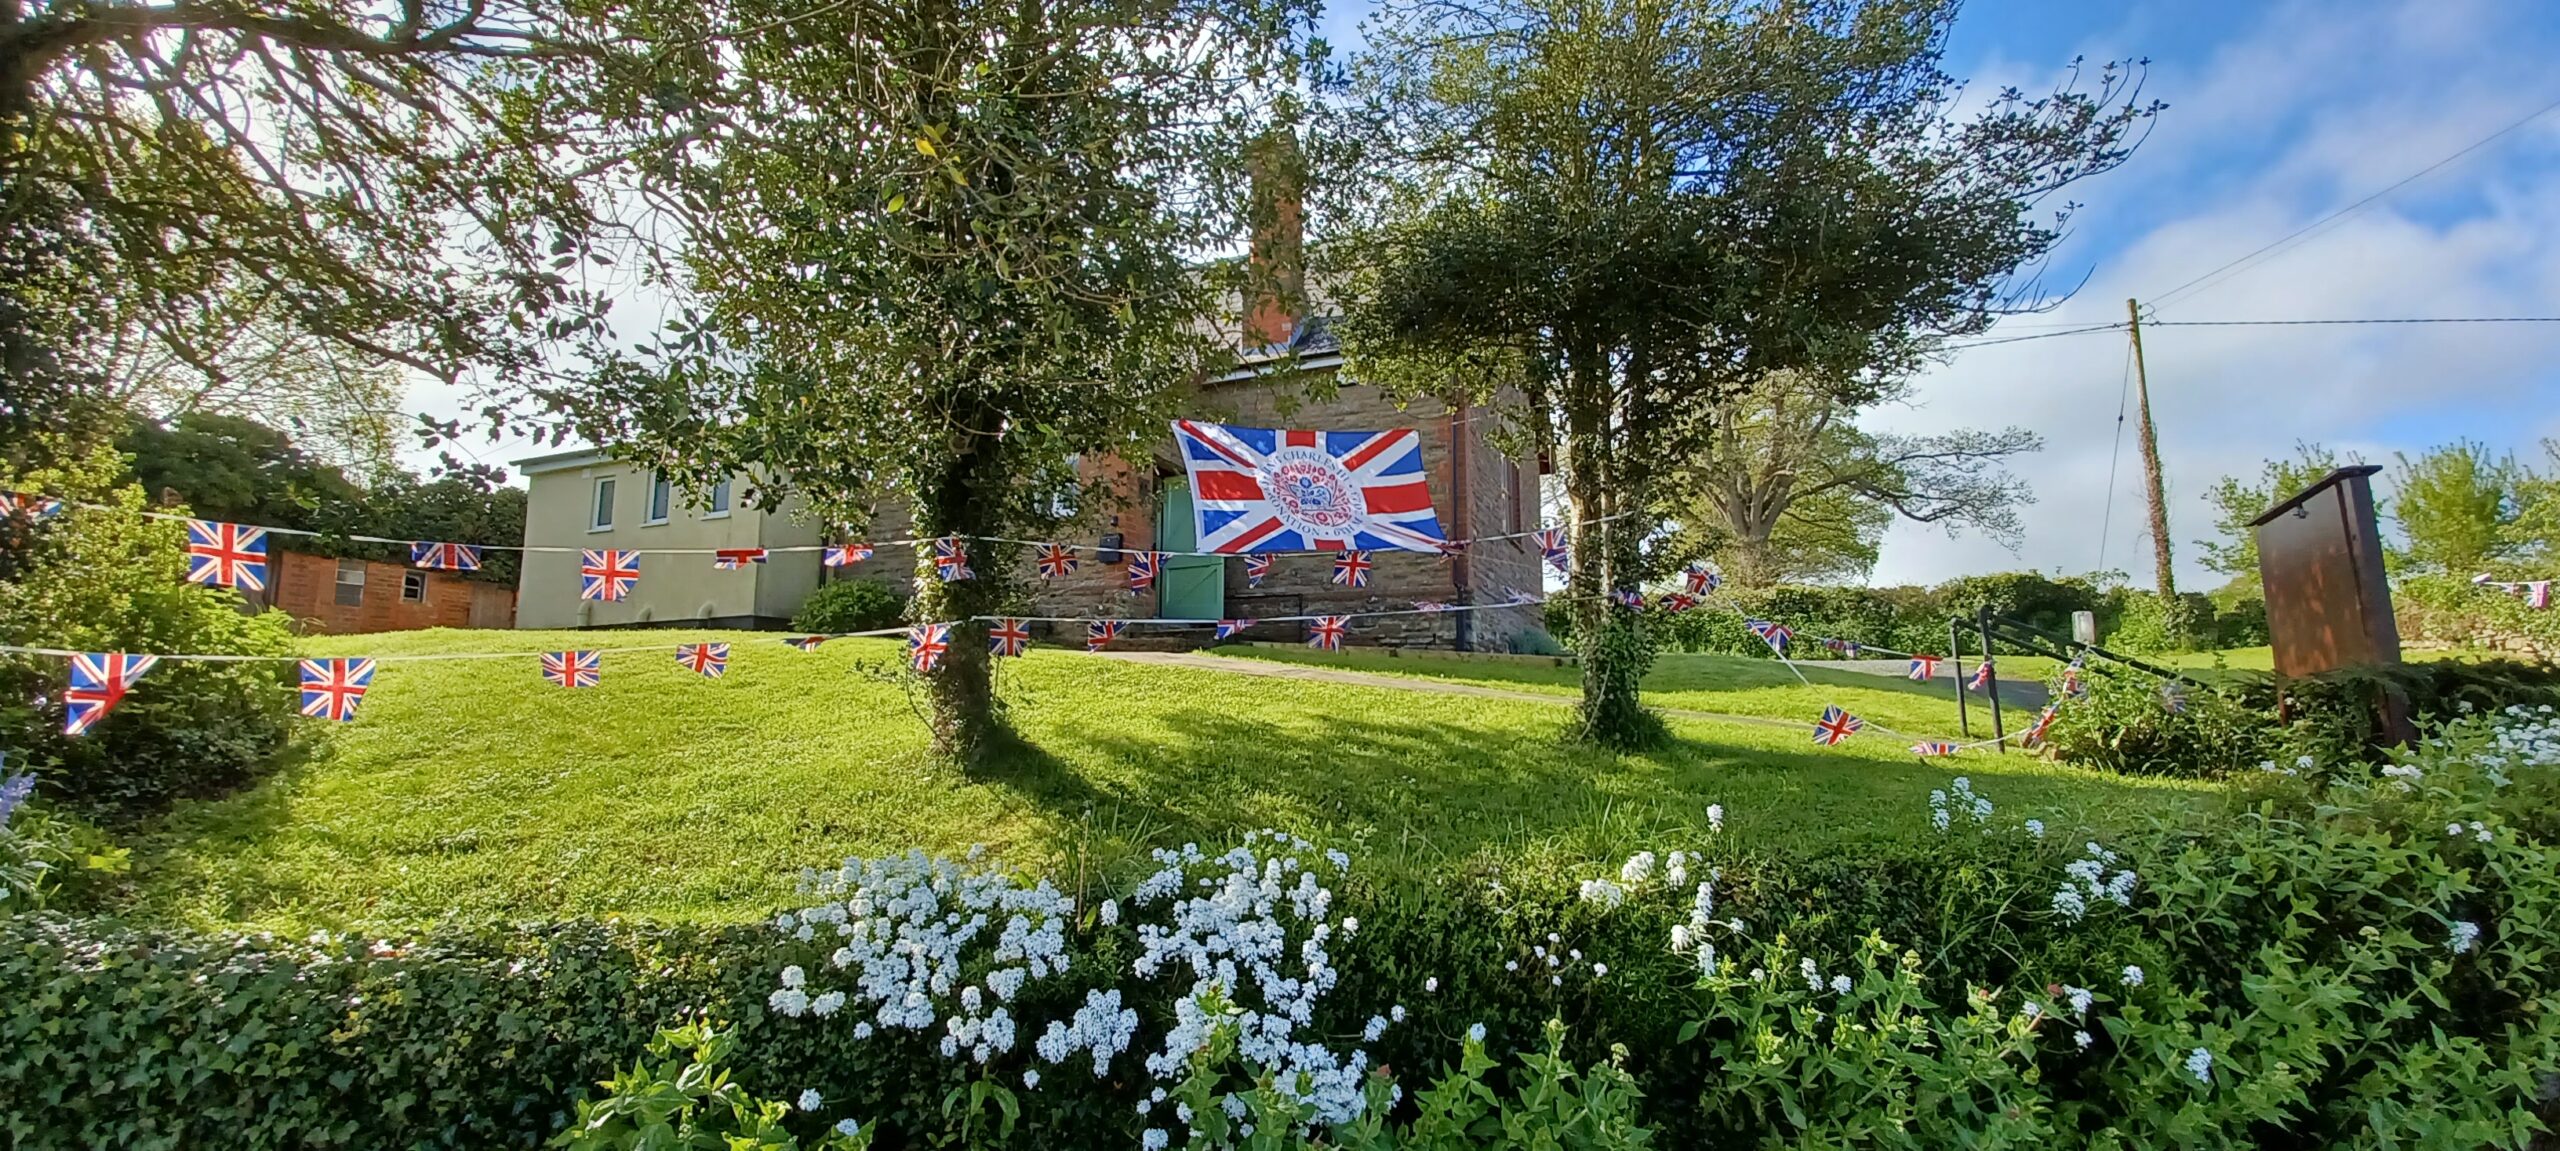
[2391,440,2518,576]
[1332,0,2155,746]
[1,0,636,468]
[2195,442,2352,585]
[1668,371,2039,586]
[539,0,1313,768]
[119,412,368,530]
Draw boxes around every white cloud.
[1869,0,2560,589]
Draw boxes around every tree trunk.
[1560,361,1660,749]
[910,429,1013,772]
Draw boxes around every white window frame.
[334,557,367,606]
[401,570,427,603]
[644,471,672,526]
[589,476,618,532]
[703,476,733,520]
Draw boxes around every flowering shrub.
[556,1021,873,1150]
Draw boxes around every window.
[401,571,427,603]
[646,472,672,524]
[590,477,617,531]
[334,558,367,607]
[1507,459,1525,534]
[704,476,733,518]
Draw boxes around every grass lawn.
[126,628,2214,932]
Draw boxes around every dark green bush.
[791,579,907,634]
[0,447,296,819]
[2038,667,2277,778]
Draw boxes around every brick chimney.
[1244,131,1305,350]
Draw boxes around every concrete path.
[1825,658,2050,708]
[1096,650,1804,731]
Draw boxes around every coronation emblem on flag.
[65,652,159,736]
[1331,550,1371,588]
[1171,421,1447,552]
[824,543,873,568]
[411,541,483,571]
[1214,619,1249,640]
[1127,551,1164,593]
[989,618,1032,657]
[1244,555,1272,587]
[1909,740,1958,757]
[713,548,769,569]
[542,650,601,688]
[676,642,729,677]
[1307,615,1349,651]
[906,623,952,672]
[932,538,973,582]
[1035,543,1079,580]
[1968,659,1996,692]
[1907,655,1939,681]
[298,658,375,722]
[1085,620,1124,652]
[1812,705,1864,746]
[579,549,639,601]
[185,519,268,591]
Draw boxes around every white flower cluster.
[1617,851,1655,886]
[1667,870,1728,976]
[2023,819,2046,839]
[1928,777,1994,832]
[1705,804,1725,833]
[1576,878,1626,908]
[2447,820,2492,843]
[767,848,1072,1069]
[1522,931,1604,988]
[2448,920,2482,955]
[2051,842,2137,922]
[2479,705,2560,786]
[1127,832,1372,1127]
[2378,763,2424,791]
[2184,1046,2214,1084]
[1034,988,1139,1075]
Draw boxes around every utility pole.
[2125,298,2177,599]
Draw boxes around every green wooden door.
[1159,483,1225,620]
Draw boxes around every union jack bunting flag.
[1811,705,1864,746]
[676,642,729,677]
[579,549,640,602]
[824,543,874,567]
[1171,420,1447,552]
[2529,581,2553,609]
[1683,565,1718,595]
[1967,659,1996,692]
[1414,601,1451,613]
[184,520,268,591]
[1534,528,1569,573]
[1244,554,1272,587]
[1434,539,1467,557]
[2061,663,2087,699]
[542,650,601,688]
[1745,619,1793,652]
[713,548,769,569]
[1331,550,1372,588]
[1909,740,1959,757]
[2159,682,2188,714]
[1661,592,1699,613]
[1085,620,1124,652]
[1307,615,1349,651]
[2022,705,2060,748]
[1214,619,1249,640]
[1126,551,1163,593]
[1503,587,1542,605]
[989,618,1032,657]
[298,658,376,722]
[411,541,483,571]
[1035,543,1079,580]
[2473,572,2496,586]
[931,537,973,582]
[1611,589,1644,609]
[1821,637,1861,656]
[782,635,827,651]
[906,623,952,672]
[3,492,64,520]
[1907,655,1940,680]
[64,652,158,736]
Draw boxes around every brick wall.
[270,550,515,635]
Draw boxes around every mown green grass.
[127,628,2213,931]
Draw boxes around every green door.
[1159,483,1225,620]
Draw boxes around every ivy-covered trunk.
[911,431,1013,772]
[1560,359,1660,749]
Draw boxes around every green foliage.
[2392,440,2522,576]
[0,445,296,818]
[1335,1020,1651,1151]
[556,1022,871,1151]
[2038,669,2275,780]
[2100,591,2216,654]
[2397,572,2560,658]
[0,797,128,913]
[2195,442,2351,582]
[1644,572,2108,659]
[791,580,909,636]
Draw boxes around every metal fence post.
[1950,617,1970,738]
[1976,605,2005,752]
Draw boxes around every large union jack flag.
[411,541,483,571]
[1085,619,1124,652]
[185,520,268,591]
[676,642,729,677]
[1330,550,1371,588]
[907,623,951,672]
[824,543,873,568]
[1035,543,1079,580]
[543,650,602,688]
[1307,615,1349,651]
[1812,704,1864,746]
[1243,555,1272,587]
[989,618,1032,657]
[932,537,973,582]
[298,658,376,722]
[1171,421,1446,553]
[579,549,639,601]
[713,548,768,569]
[64,652,158,736]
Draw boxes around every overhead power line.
[1943,314,2560,352]
[2148,92,2560,311]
